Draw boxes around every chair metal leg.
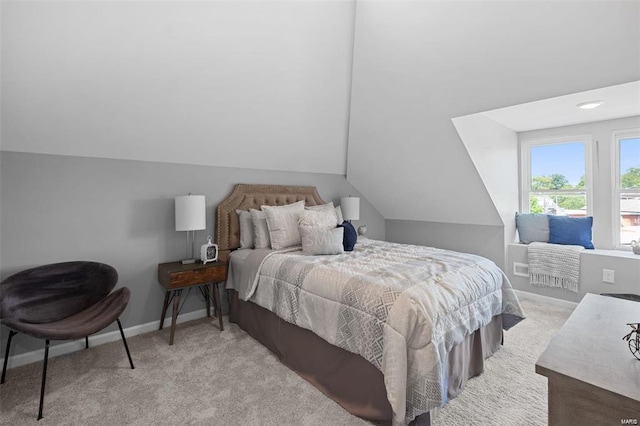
[37,340,50,421]
[1,330,17,384]
[117,319,134,370]
[85,336,89,349]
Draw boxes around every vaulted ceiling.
[1,1,356,175]
[347,0,640,226]
[2,1,639,228]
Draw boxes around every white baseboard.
[514,289,578,310]
[1,308,208,371]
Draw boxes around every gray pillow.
[516,213,549,243]
[300,226,344,255]
[250,209,271,249]
[236,210,254,249]
[262,201,305,250]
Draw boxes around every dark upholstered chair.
[0,261,134,420]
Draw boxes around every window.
[614,130,640,247]
[521,136,592,217]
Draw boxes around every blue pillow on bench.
[548,215,594,249]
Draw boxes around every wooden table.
[157,261,227,345]
[536,293,640,425]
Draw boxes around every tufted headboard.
[215,184,326,261]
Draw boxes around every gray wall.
[0,151,385,357]
[385,220,505,270]
[507,244,640,303]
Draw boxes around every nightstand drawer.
[168,271,194,288]
[193,266,225,283]
[164,265,226,289]
[158,261,227,290]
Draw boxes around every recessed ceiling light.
[576,100,604,110]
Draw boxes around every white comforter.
[232,238,524,425]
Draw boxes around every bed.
[215,184,524,426]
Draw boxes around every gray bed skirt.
[228,290,503,425]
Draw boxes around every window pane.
[620,137,640,189]
[531,142,585,190]
[530,193,586,216]
[620,194,640,245]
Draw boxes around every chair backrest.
[0,261,118,324]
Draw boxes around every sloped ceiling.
[3,1,639,229]
[481,81,640,132]
[1,1,355,175]
[348,0,640,226]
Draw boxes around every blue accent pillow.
[516,213,549,243]
[339,221,357,251]
[548,215,594,249]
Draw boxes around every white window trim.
[521,134,593,215]
[612,128,640,250]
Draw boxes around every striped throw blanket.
[528,242,584,293]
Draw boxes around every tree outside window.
[525,140,589,218]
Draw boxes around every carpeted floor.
[0,298,573,426]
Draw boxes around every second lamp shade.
[340,196,360,221]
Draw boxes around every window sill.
[583,248,639,259]
[508,243,640,260]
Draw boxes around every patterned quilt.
[247,238,525,425]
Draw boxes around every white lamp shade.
[340,196,360,221]
[175,195,206,231]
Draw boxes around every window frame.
[612,128,640,249]
[521,134,593,216]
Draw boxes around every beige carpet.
[0,299,573,426]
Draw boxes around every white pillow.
[300,226,344,255]
[306,202,343,224]
[262,201,305,250]
[306,202,334,210]
[299,208,338,229]
[236,210,254,249]
[250,209,271,249]
[335,205,344,224]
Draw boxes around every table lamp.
[175,194,206,264]
[340,196,360,223]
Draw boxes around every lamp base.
[181,258,198,265]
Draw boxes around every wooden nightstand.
[157,261,227,345]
